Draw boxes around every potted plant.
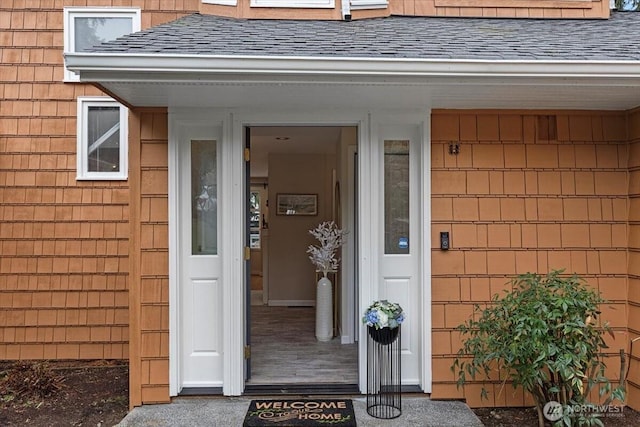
[307,221,346,342]
[307,221,346,278]
[362,300,405,345]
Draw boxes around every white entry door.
[177,123,224,389]
[375,122,422,386]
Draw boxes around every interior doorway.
[244,126,359,388]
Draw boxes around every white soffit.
[95,80,640,110]
[66,53,640,110]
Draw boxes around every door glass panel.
[192,139,217,255]
[384,140,410,254]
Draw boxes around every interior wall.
[267,153,335,304]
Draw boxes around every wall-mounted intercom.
[440,232,450,250]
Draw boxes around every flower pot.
[368,325,399,345]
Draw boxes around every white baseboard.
[250,290,264,306]
[341,335,355,344]
[268,300,315,307]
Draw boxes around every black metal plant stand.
[366,325,401,419]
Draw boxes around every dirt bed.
[0,360,128,426]
[1,361,639,426]
[474,405,640,427]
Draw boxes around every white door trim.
[233,109,367,395]
[357,113,375,393]
[168,108,432,396]
[168,110,180,396]
[421,109,433,393]
[221,112,246,396]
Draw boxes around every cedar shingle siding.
[429,111,637,406]
[0,0,638,411]
[0,1,196,363]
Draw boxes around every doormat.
[243,399,356,426]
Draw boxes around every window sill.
[76,176,128,181]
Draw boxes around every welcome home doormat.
[243,399,356,427]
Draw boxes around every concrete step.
[118,396,484,427]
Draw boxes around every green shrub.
[452,270,625,427]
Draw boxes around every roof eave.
[65,52,640,82]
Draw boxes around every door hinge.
[244,246,251,260]
[244,148,250,162]
[244,345,251,359]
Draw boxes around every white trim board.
[168,108,431,396]
[67,52,640,80]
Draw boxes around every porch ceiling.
[89,76,640,111]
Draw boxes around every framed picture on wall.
[276,193,318,216]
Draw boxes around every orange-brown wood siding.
[411,0,609,18]
[627,107,640,411]
[415,0,607,19]
[1,0,636,411]
[199,0,608,19]
[0,0,195,371]
[430,110,630,408]
[128,108,170,407]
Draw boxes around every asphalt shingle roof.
[91,12,640,61]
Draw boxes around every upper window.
[76,97,128,181]
[249,0,334,8]
[63,7,141,82]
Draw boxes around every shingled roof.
[90,12,640,61]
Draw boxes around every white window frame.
[250,0,334,8]
[63,7,141,82]
[202,0,238,6]
[76,97,128,181]
[350,0,388,9]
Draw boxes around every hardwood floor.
[247,305,358,385]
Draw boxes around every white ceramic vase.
[315,276,333,342]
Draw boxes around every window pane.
[384,140,410,255]
[192,140,218,255]
[74,17,132,52]
[87,106,120,172]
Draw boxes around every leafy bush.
[452,270,625,427]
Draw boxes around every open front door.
[244,127,252,381]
